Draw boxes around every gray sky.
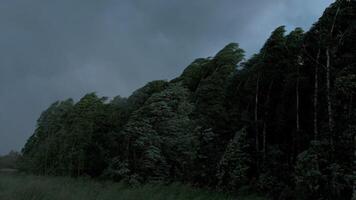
[0,0,333,155]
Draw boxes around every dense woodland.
[20,1,356,199]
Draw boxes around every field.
[0,172,266,200]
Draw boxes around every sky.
[0,0,334,155]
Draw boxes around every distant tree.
[0,151,20,169]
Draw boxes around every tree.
[192,43,245,185]
[217,128,251,191]
[117,83,197,182]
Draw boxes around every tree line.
[0,151,20,169]
[20,1,355,199]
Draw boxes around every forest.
[18,1,355,199]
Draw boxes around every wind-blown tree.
[108,82,197,182]
[172,58,211,92]
[126,80,169,111]
[192,43,245,185]
[21,99,74,174]
[60,93,118,177]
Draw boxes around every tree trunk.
[70,145,74,176]
[45,139,48,175]
[77,154,80,177]
[296,66,300,133]
[325,4,339,145]
[255,75,260,153]
[263,80,274,160]
[353,131,356,200]
[295,64,300,159]
[314,49,320,140]
[262,123,266,160]
[326,48,334,142]
[349,95,353,120]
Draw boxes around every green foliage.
[127,80,169,111]
[217,128,251,191]
[117,83,197,182]
[215,43,245,67]
[335,74,356,95]
[294,142,324,199]
[175,58,210,91]
[295,141,353,200]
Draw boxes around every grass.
[0,172,266,200]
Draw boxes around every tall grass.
[0,173,266,200]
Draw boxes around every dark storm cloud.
[0,0,333,155]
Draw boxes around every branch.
[330,7,341,37]
[302,46,327,70]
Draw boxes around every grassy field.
[0,172,266,200]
